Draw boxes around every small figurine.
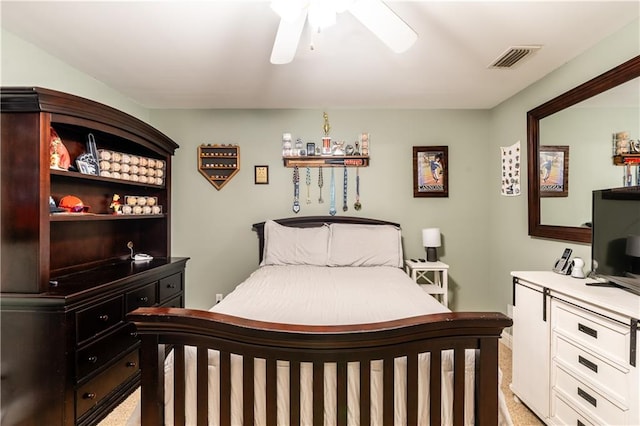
[332,140,345,156]
[109,194,122,215]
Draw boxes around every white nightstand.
[404,259,449,307]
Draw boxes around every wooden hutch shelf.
[283,155,370,168]
[50,168,165,188]
[1,87,188,426]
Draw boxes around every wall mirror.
[527,55,640,243]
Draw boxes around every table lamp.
[422,228,441,262]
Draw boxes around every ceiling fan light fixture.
[270,0,417,64]
[308,1,337,31]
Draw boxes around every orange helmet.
[59,195,90,213]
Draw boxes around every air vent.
[489,46,541,69]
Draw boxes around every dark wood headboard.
[252,216,401,264]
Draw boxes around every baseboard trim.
[500,330,512,349]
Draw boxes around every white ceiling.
[2,1,638,109]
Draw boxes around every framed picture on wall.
[539,145,569,197]
[254,165,269,184]
[413,146,448,198]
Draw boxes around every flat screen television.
[591,186,640,295]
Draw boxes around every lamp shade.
[626,235,640,257]
[422,228,441,248]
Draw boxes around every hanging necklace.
[329,167,337,216]
[318,167,324,204]
[292,166,300,213]
[354,166,362,211]
[342,166,348,212]
[305,167,311,204]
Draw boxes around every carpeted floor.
[99,342,544,425]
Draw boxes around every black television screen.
[591,187,640,294]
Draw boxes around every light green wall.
[150,109,492,310]
[0,29,150,121]
[487,18,639,315]
[2,18,638,313]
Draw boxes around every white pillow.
[261,220,330,266]
[328,223,403,267]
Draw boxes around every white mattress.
[209,265,449,323]
[128,265,512,425]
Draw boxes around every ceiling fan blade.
[270,11,307,64]
[348,0,417,53]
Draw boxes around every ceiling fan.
[270,0,418,64]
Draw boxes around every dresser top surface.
[512,271,640,320]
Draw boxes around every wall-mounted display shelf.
[198,144,240,190]
[614,154,640,165]
[283,155,369,168]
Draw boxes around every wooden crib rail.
[128,307,512,426]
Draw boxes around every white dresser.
[511,271,639,426]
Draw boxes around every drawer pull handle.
[578,323,597,339]
[167,284,176,289]
[126,361,137,368]
[84,392,96,400]
[578,355,598,373]
[139,296,149,302]
[88,355,98,364]
[577,387,597,407]
[130,331,138,337]
[98,314,109,322]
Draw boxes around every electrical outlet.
[216,293,223,304]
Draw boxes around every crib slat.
[173,344,186,426]
[337,361,348,426]
[407,351,418,426]
[360,360,371,426]
[243,356,255,425]
[220,351,231,426]
[313,361,324,426]
[139,337,163,426]
[266,358,277,426]
[429,351,442,426]
[196,347,208,426]
[383,357,394,426]
[477,339,499,426]
[290,362,301,426]
[453,349,466,426]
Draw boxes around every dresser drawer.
[76,323,139,381]
[554,364,628,425]
[160,294,182,308]
[551,391,596,426]
[159,272,182,302]
[77,296,124,343]
[554,335,630,403]
[552,300,629,366]
[76,349,139,418]
[126,282,157,312]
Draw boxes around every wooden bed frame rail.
[128,307,512,426]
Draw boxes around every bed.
[127,216,513,425]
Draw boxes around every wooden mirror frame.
[527,55,640,243]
